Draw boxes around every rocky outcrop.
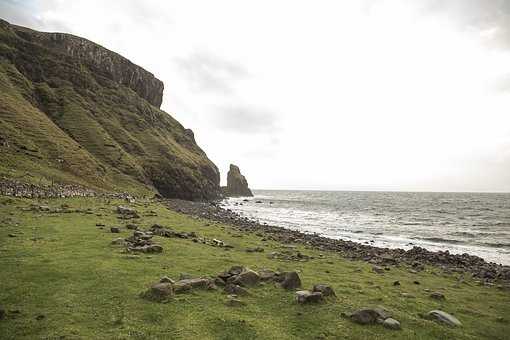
[224,164,253,197]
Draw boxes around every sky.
[2,0,510,192]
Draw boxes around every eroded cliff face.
[0,19,220,200]
[225,164,253,197]
[5,21,164,107]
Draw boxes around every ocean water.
[222,190,510,265]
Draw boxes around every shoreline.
[163,198,510,284]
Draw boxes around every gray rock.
[430,292,445,300]
[224,283,249,296]
[383,318,401,330]
[160,276,175,284]
[228,266,246,276]
[350,307,392,325]
[296,290,323,304]
[225,295,246,307]
[233,269,260,287]
[110,227,120,233]
[140,282,173,302]
[372,266,384,274]
[125,224,139,230]
[426,310,462,327]
[312,284,336,297]
[259,269,277,281]
[173,278,211,293]
[280,271,302,290]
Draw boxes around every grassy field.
[0,196,509,339]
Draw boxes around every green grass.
[0,196,509,339]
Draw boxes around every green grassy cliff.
[0,19,220,200]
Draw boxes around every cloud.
[213,105,279,134]
[422,0,510,50]
[174,51,249,94]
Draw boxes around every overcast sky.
[2,0,510,192]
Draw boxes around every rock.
[224,284,249,296]
[116,206,139,219]
[413,281,420,285]
[372,266,384,274]
[110,227,120,233]
[141,282,173,302]
[0,306,5,320]
[400,293,415,298]
[125,224,138,230]
[223,164,253,197]
[246,247,264,253]
[280,271,302,290]
[259,269,277,281]
[393,281,400,286]
[312,284,336,297]
[383,318,401,330]
[173,278,211,294]
[225,295,246,307]
[233,269,260,287]
[160,276,175,284]
[8,234,16,237]
[349,307,392,325]
[228,266,246,276]
[296,290,323,304]
[430,292,445,300]
[111,238,125,245]
[214,277,226,287]
[426,310,462,327]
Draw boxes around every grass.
[0,196,509,339]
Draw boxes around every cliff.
[0,19,220,200]
[224,164,253,197]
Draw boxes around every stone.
[173,278,211,294]
[110,227,120,233]
[180,273,193,280]
[160,276,175,284]
[224,284,249,296]
[349,307,392,325]
[223,164,253,197]
[393,281,400,286]
[280,271,302,290]
[312,284,336,297]
[430,292,445,300]
[426,310,462,327]
[141,282,173,302]
[8,234,16,238]
[233,269,260,287]
[228,266,246,276]
[214,277,226,287]
[383,318,401,330]
[225,296,246,307]
[125,224,138,230]
[111,238,125,245]
[0,306,5,320]
[372,266,384,274]
[296,290,324,304]
[259,269,277,281]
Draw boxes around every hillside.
[0,19,220,200]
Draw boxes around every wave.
[415,237,466,245]
[482,242,510,249]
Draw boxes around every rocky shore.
[163,198,510,284]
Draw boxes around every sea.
[222,190,510,265]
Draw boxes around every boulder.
[296,290,323,304]
[224,284,249,296]
[426,310,462,327]
[312,284,336,297]
[141,282,173,302]
[259,269,277,281]
[173,278,211,293]
[349,307,392,325]
[383,318,401,330]
[280,271,302,290]
[110,227,121,233]
[228,265,246,276]
[233,269,260,287]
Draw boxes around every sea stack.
[225,164,253,197]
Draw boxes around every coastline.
[164,198,510,284]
